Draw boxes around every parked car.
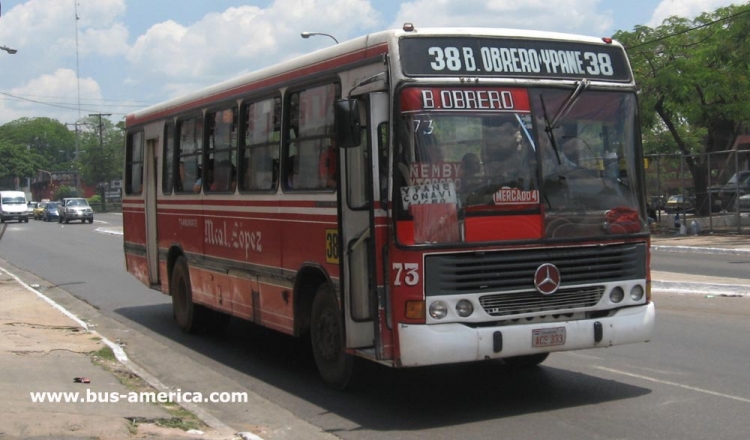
[42,202,59,222]
[32,201,48,220]
[649,195,666,211]
[57,197,94,224]
[738,193,750,212]
[708,170,750,211]
[664,194,695,213]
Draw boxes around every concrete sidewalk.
[0,267,240,440]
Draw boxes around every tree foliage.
[77,116,124,188]
[0,116,123,193]
[615,3,750,213]
[0,118,76,188]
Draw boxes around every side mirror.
[334,99,362,149]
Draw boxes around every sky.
[0,0,743,126]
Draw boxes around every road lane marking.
[596,366,750,404]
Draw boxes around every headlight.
[455,300,474,317]
[630,285,645,301]
[429,301,448,320]
[610,286,625,303]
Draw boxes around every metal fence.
[645,150,750,234]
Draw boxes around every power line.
[625,7,750,51]
[0,91,127,115]
[0,92,155,104]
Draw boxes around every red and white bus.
[123,24,655,388]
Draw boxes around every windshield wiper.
[541,79,591,164]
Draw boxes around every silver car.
[57,197,94,224]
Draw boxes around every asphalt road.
[1,215,750,440]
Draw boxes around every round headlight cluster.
[609,286,625,303]
[630,285,645,301]
[429,301,448,319]
[456,299,474,317]
[429,300,476,320]
[609,285,645,303]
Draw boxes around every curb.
[652,280,748,296]
[652,244,750,256]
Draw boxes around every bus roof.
[126,26,626,127]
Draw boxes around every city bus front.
[386,34,654,367]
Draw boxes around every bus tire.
[170,256,202,333]
[310,283,353,389]
[503,353,549,368]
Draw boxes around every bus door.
[340,92,387,349]
[145,138,160,287]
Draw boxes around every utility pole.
[64,122,82,197]
[89,113,112,213]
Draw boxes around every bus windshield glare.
[394,86,643,245]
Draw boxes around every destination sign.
[400,87,530,113]
[400,37,632,82]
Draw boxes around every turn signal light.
[405,300,425,320]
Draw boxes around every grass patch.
[92,345,116,362]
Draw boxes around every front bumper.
[1,212,29,221]
[397,302,655,367]
[65,210,93,220]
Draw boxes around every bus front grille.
[424,243,646,297]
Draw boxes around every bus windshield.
[394,86,643,245]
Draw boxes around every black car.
[42,202,60,222]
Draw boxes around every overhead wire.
[624,7,750,51]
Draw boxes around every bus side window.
[284,83,340,191]
[241,96,281,191]
[126,131,144,196]
[176,115,203,193]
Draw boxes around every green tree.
[0,117,77,172]
[77,116,124,200]
[615,4,750,214]
[0,140,39,189]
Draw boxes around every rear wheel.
[310,283,353,389]
[170,256,203,333]
[503,353,549,368]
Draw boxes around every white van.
[0,191,29,223]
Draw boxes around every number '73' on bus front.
[393,263,420,286]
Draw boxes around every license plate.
[532,327,566,347]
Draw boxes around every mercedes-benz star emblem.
[534,263,561,295]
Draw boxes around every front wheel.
[170,256,203,333]
[310,283,353,389]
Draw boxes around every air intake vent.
[424,243,645,296]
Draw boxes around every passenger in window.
[320,145,337,189]
[483,122,531,188]
[193,165,203,193]
[286,155,298,189]
[210,160,236,192]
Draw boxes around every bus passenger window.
[284,83,340,191]
[241,96,281,192]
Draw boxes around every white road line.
[595,366,750,404]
